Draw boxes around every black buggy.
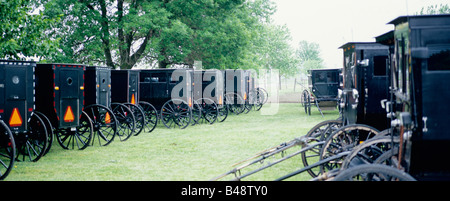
[139,69,193,129]
[303,68,341,116]
[333,14,450,181]
[223,69,246,115]
[35,63,93,151]
[0,60,53,180]
[191,70,226,124]
[111,70,157,136]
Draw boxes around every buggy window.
[142,73,166,83]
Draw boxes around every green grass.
[6,103,338,181]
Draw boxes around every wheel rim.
[138,102,158,133]
[301,120,343,178]
[199,98,218,124]
[319,124,380,175]
[111,103,135,141]
[15,113,48,162]
[0,121,15,180]
[124,103,145,136]
[161,99,192,129]
[85,105,117,146]
[56,111,93,150]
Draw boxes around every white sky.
[271,0,449,68]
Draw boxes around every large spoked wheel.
[138,101,158,133]
[56,111,93,150]
[319,124,380,175]
[111,103,135,142]
[303,90,311,116]
[191,100,202,126]
[84,104,118,146]
[161,99,192,129]
[225,92,245,115]
[15,113,48,162]
[301,120,343,178]
[124,103,145,136]
[198,98,218,124]
[0,120,15,180]
[217,105,228,123]
[332,164,416,181]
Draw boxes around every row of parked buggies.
[0,61,268,180]
[213,14,450,181]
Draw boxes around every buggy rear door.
[58,68,81,127]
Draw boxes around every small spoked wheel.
[138,101,158,133]
[0,120,15,180]
[55,111,93,150]
[111,103,135,142]
[124,103,145,136]
[84,104,118,146]
[319,124,380,175]
[15,113,48,162]
[198,98,218,124]
[161,99,192,129]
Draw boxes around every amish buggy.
[303,68,341,117]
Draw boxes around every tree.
[0,0,59,60]
[417,4,450,15]
[296,40,324,74]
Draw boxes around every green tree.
[0,0,59,60]
[296,40,324,74]
[417,4,450,15]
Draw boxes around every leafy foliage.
[0,0,59,60]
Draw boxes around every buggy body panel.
[35,63,85,129]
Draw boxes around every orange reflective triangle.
[131,94,136,104]
[105,112,111,124]
[9,108,23,127]
[64,106,75,122]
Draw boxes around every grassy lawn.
[6,103,338,181]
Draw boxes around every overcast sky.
[271,0,449,68]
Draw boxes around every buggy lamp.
[357,59,370,67]
[338,89,343,99]
[80,86,84,90]
[352,89,359,100]
[54,86,60,90]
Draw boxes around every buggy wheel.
[84,104,118,146]
[0,120,15,180]
[243,102,252,114]
[333,164,416,181]
[56,111,93,150]
[191,100,202,125]
[161,99,192,129]
[217,105,228,123]
[15,113,48,162]
[341,135,400,170]
[301,120,343,178]
[138,101,158,133]
[251,89,264,111]
[319,124,380,175]
[111,103,135,141]
[303,90,311,115]
[225,92,244,115]
[34,111,53,156]
[258,88,269,105]
[198,98,218,124]
[124,103,145,136]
